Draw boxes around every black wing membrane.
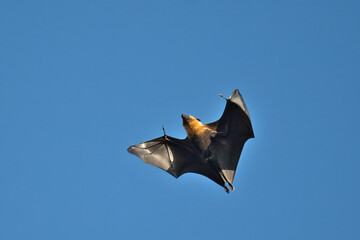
[206,89,255,185]
[127,136,225,187]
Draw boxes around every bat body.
[127,89,254,193]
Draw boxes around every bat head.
[181,114,203,136]
[181,114,201,123]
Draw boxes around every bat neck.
[184,119,206,136]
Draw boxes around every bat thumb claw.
[218,93,228,100]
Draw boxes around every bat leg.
[223,185,229,193]
[206,159,231,193]
[218,172,231,193]
[219,170,235,191]
[228,182,235,191]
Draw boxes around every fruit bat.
[127,89,254,193]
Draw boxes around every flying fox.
[127,89,254,193]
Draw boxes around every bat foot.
[228,183,235,191]
[224,186,230,193]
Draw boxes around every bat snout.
[181,114,190,125]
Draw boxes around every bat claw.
[162,126,166,135]
[162,126,169,140]
[224,186,230,193]
[218,93,228,100]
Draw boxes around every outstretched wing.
[206,89,255,185]
[127,135,225,187]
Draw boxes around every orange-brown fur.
[183,115,212,137]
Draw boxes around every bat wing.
[127,135,225,187]
[206,89,255,186]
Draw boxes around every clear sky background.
[1,1,360,239]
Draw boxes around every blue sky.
[1,1,360,239]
